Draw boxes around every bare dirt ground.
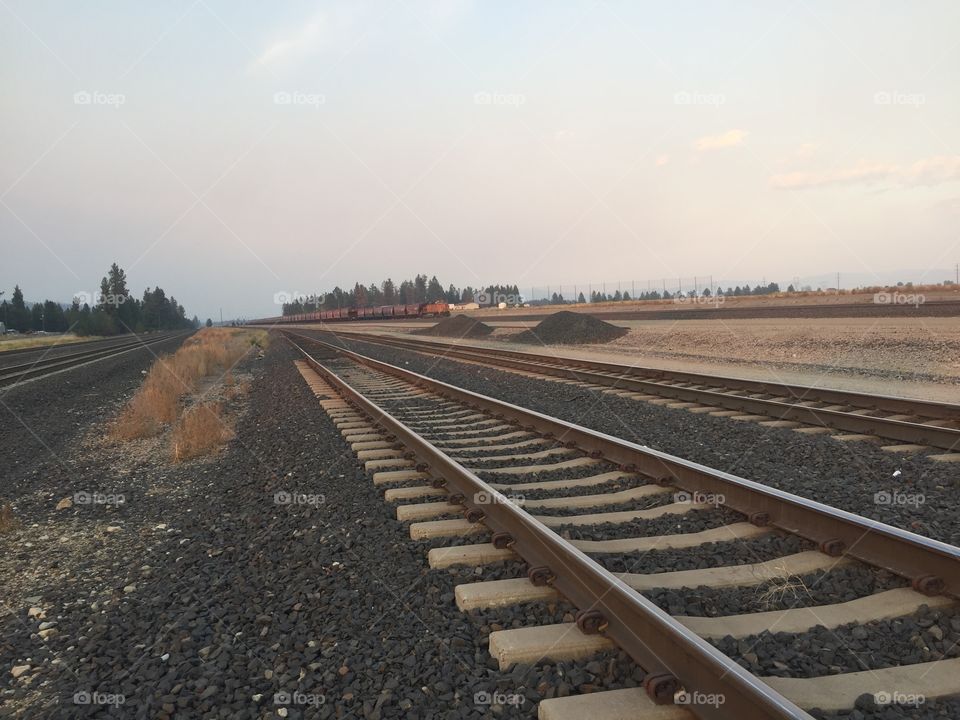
[308,316,960,404]
[468,288,960,321]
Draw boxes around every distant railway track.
[284,330,960,719]
[0,331,190,390]
[316,330,960,456]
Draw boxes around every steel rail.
[287,336,812,720]
[286,330,960,599]
[0,332,189,388]
[319,330,960,452]
[0,334,139,359]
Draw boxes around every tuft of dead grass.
[0,503,19,534]
[170,402,233,462]
[755,573,813,610]
[111,328,258,441]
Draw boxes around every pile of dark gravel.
[532,495,671,518]
[812,695,960,720]
[556,507,745,541]
[511,312,628,345]
[643,565,907,617]
[517,475,652,501]
[713,605,960,677]
[592,533,813,574]
[414,315,494,339]
[478,463,619,485]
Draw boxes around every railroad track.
[316,330,960,457]
[0,331,190,390]
[283,330,960,720]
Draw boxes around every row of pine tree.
[1,263,197,335]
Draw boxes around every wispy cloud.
[770,155,960,190]
[695,129,747,151]
[253,13,327,68]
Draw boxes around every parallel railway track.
[314,330,960,455]
[284,330,960,720]
[0,331,190,390]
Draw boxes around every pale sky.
[1,1,958,318]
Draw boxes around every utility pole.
[836,272,840,294]
[220,308,223,326]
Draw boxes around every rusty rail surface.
[312,330,960,453]
[287,335,814,720]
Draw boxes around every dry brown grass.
[0,504,19,534]
[755,573,812,610]
[111,328,261,442]
[170,402,233,462]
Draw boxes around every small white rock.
[123,584,137,594]
[11,665,30,678]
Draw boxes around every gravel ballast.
[2,341,562,718]
[713,606,960,677]
[315,332,960,546]
[643,565,907,617]
[555,508,745,541]
[592,533,813,574]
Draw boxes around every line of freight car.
[259,302,451,324]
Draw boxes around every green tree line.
[281,274,522,315]
[1,263,197,335]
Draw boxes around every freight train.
[254,302,451,325]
